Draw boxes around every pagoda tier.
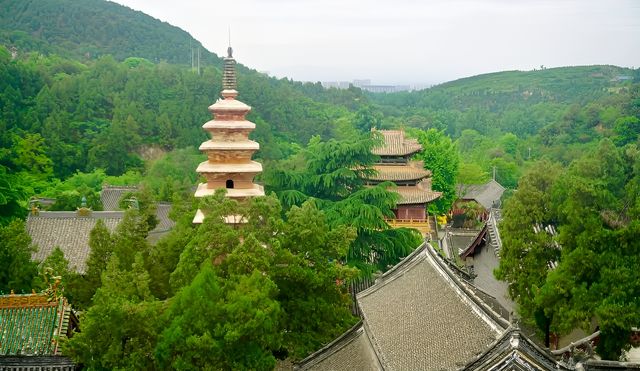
[193,47,264,224]
[364,129,442,235]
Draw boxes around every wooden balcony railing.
[386,218,431,234]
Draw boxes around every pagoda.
[193,46,265,224]
[364,129,441,234]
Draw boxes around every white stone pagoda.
[193,46,264,224]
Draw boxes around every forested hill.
[0,0,216,65]
[371,64,638,141]
[372,65,637,119]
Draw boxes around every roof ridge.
[356,242,429,299]
[425,243,510,332]
[28,211,126,219]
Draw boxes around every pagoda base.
[193,209,248,225]
[194,183,265,198]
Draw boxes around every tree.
[415,128,460,214]
[494,160,562,345]
[160,193,359,362]
[64,254,163,370]
[156,264,281,370]
[0,220,38,293]
[33,246,73,292]
[265,136,420,273]
[0,166,28,224]
[11,133,53,177]
[274,202,359,358]
[613,116,640,146]
[457,162,490,187]
[68,219,114,309]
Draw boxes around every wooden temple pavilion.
[365,129,441,234]
[0,292,78,370]
[193,46,264,224]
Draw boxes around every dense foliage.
[0,0,213,64]
[371,65,639,190]
[496,139,640,359]
[264,135,422,274]
[61,192,359,368]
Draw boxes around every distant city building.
[321,79,423,93]
[359,84,411,93]
[321,81,351,89]
[351,79,371,87]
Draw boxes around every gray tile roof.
[394,185,442,205]
[100,185,138,211]
[464,327,569,370]
[296,322,383,371]
[371,130,423,157]
[356,244,504,370]
[152,203,174,233]
[27,203,176,273]
[27,211,124,273]
[459,180,505,210]
[147,203,176,244]
[368,165,431,182]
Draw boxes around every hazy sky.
[112,0,639,85]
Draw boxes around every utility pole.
[190,40,194,72]
[197,47,201,75]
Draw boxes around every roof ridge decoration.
[462,326,570,370]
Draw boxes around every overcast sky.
[112,0,639,85]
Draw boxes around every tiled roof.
[394,185,441,205]
[100,185,138,211]
[27,204,177,272]
[152,203,175,233]
[368,165,431,182]
[458,180,505,210]
[356,244,504,370]
[147,203,176,243]
[371,130,422,156]
[296,322,383,371]
[27,212,124,273]
[0,293,76,357]
[464,327,569,370]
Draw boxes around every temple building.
[26,185,175,273]
[294,242,575,370]
[0,291,78,370]
[364,129,441,234]
[193,46,264,224]
[294,241,639,370]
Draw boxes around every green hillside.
[0,0,216,64]
[372,65,637,121]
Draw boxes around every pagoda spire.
[222,46,237,91]
[193,46,265,224]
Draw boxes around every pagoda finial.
[222,31,237,91]
[227,26,233,58]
